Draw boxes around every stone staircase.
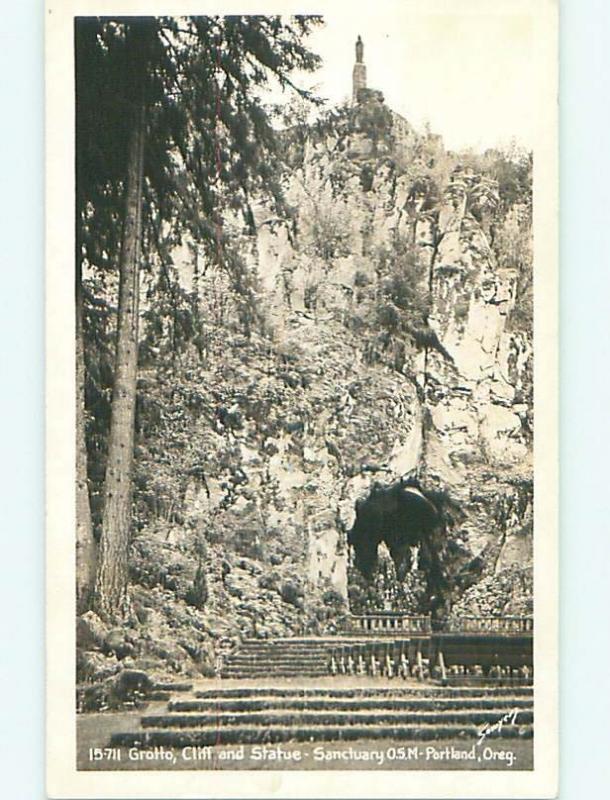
[219,637,339,679]
[111,684,533,748]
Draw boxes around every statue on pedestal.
[352,35,367,102]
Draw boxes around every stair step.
[222,664,330,671]
[222,664,330,677]
[147,691,171,701]
[230,647,328,653]
[194,686,533,699]
[233,647,330,652]
[112,723,533,747]
[141,709,534,728]
[152,682,193,692]
[241,638,342,644]
[236,650,332,657]
[220,672,329,679]
[223,665,329,670]
[220,667,328,681]
[171,697,533,713]
[240,637,411,643]
[222,664,329,669]
[439,677,534,688]
[221,662,329,668]
[225,657,328,664]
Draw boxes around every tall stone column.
[352,35,367,102]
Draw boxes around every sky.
[286,2,537,153]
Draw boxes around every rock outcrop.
[80,97,533,688]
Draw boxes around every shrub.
[353,270,370,288]
[280,580,304,608]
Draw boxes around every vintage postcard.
[46,0,558,796]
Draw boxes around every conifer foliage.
[75,15,321,619]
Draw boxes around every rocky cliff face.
[78,99,533,687]
[242,104,533,617]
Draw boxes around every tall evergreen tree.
[75,15,322,620]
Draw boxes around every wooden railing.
[437,616,533,634]
[346,613,432,634]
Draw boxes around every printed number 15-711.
[88,748,121,761]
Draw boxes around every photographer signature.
[477,708,520,746]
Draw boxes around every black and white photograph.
[45,0,558,796]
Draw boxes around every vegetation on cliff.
[76,25,533,697]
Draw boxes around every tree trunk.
[93,97,147,621]
[75,269,96,611]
